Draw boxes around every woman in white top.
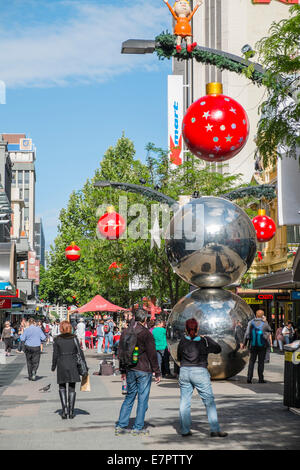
[282,322,295,345]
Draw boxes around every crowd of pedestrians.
[0,309,299,439]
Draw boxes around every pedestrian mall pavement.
[0,345,299,451]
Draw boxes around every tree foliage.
[40,135,248,309]
[255,5,300,166]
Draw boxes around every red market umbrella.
[70,295,127,314]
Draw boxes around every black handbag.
[74,338,88,376]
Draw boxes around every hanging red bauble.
[65,242,81,261]
[252,209,276,243]
[97,206,126,240]
[182,82,250,162]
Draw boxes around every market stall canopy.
[71,295,127,313]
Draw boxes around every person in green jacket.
[152,320,172,378]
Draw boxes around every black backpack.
[118,323,139,370]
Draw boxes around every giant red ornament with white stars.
[182,82,250,162]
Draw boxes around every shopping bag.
[80,374,91,392]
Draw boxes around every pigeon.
[39,384,51,392]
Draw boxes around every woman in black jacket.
[51,320,87,419]
[177,318,227,438]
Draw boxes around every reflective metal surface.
[166,288,254,380]
[165,196,256,288]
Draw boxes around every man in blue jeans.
[115,309,161,436]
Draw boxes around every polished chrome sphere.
[165,196,256,288]
[166,288,254,380]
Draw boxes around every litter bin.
[283,340,300,409]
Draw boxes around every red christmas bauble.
[252,210,276,243]
[97,207,126,240]
[65,242,81,261]
[182,83,250,162]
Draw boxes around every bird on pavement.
[39,384,51,392]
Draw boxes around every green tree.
[40,135,246,309]
[255,4,300,166]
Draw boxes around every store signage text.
[244,298,263,304]
[291,291,300,300]
[168,75,183,166]
[275,294,290,301]
[256,294,274,300]
[252,0,298,4]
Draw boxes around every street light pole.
[121,39,267,81]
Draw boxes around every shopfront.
[253,248,300,331]
[237,290,274,320]
[0,289,27,329]
[236,290,297,331]
[291,291,300,330]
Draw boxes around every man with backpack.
[243,309,272,384]
[115,309,161,436]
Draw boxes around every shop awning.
[253,247,300,290]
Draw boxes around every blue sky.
[0,0,172,249]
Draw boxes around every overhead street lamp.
[121,39,156,55]
[121,39,266,77]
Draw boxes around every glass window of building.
[18,171,23,186]
[12,171,16,186]
[24,188,29,202]
[287,226,300,243]
[24,207,29,220]
[24,171,30,185]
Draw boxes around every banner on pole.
[168,75,184,167]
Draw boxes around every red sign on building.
[28,251,36,280]
[35,260,40,286]
[257,294,274,300]
[0,299,12,309]
[252,0,298,4]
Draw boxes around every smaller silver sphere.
[166,288,254,380]
[165,196,256,288]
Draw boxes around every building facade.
[0,136,12,243]
[0,134,41,327]
[3,134,36,250]
[34,217,45,268]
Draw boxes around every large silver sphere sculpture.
[165,196,256,379]
[167,288,254,380]
[165,196,256,288]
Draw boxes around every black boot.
[59,389,68,419]
[68,391,76,419]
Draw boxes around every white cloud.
[0,0,170,88]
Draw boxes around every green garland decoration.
[155,32,266,87]
[223,184,276,201]
[95,181,276,204]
